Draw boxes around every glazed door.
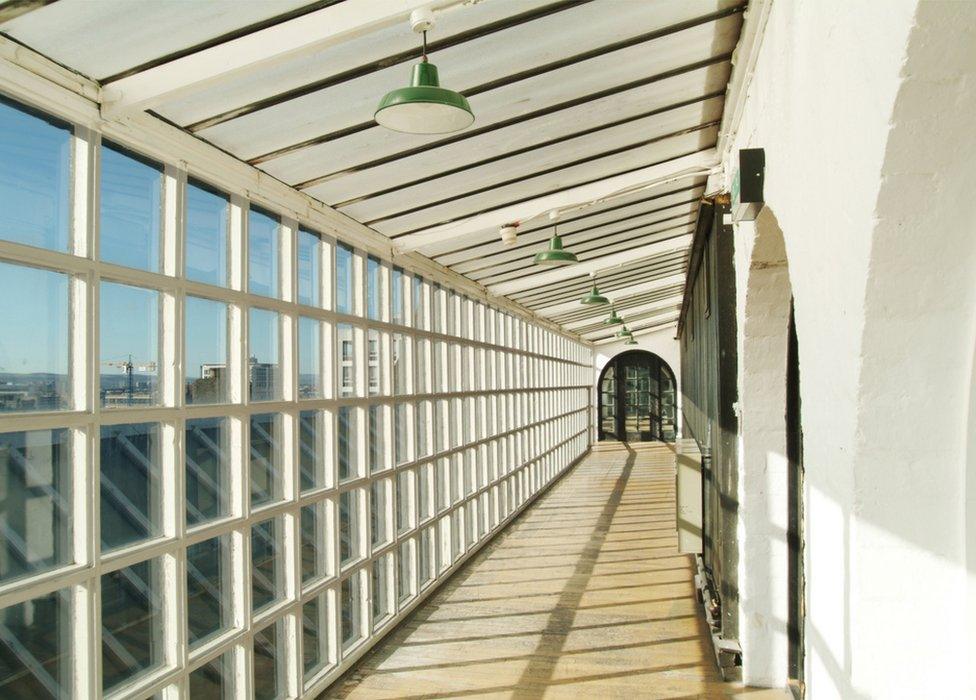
[622,361,656,441]
[599,365,619,440]
[597,351,677,443]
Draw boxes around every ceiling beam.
[101,0,463,116]
[593,316,679,344]
[396,150,717,252]
[565,295,682,332]
[0,0,53,23]
[532,273,686,317]
[487,234,692,296]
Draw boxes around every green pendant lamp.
[616,324,633,338]
[581,273,609,305]
[624,336,639,345]
[603,307,623,325]
[375,12,474,134]
[534,214,578,266]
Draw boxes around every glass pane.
[0,428,72,583]
[339,490,360,566]
[189,650,233,699]
[370,479,390,549]
[368,404,385,473]
[335,244,354,315]
[395,403,409,465]
[392,333,407,396]
[415,401,429,458]
[0,262,69,412]
[337,323,356,398]
[99,281,159,407]
[100,423,161,551]
[185,296,229,404]
[303,592,331,678]
[100,142,162,271]
[411,276,424,330]
[253,621,282,700]
[301,502,329,585]
[251,518,282,612]
[337,406,358,483]
[371,554,391,625]
[248,208,279,298]
[186,535,231,647]
[297,228,322,307]
[391,268,404,325]
[101,558,163,692]
[0,97,71,252]
[185,181,228,286]
[418,464,433,522]
[299,410,325,492]
[397,541,413,603]
[185,417,229,526]
[298,316,322,399]
[340,574,361,649]
[366,256,382,321]
[250,413,282,507]
[367,329,380,396]
[248,308,280,401]
[0,587,71,697]
[396,470,413,536]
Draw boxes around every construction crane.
[101,355,157,405]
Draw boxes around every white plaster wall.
[724,0,976,697]
[591,326,681,443]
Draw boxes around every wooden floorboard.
[324,442,772,699]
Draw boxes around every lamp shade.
[616,325,633,338]
[581,283,609,305]
[375,62,474,134]
[533,234,579,266]
[624,336,638,345]
[603,307,623,325]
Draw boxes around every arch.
[737,207,801,689]
[597,349,677,442]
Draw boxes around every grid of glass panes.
[0,94,593,699]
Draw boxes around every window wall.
[0,94,591,698]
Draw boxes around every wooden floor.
[326,443,772,699]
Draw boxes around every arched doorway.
[598,350,676,442]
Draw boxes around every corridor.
[328,444,757,698]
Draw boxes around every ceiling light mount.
[533,212,578,267]
[375,9,474,135]
[603,307,623,325]
[500,222,519,246]
[581,272,609,305]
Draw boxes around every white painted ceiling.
[1,0,745,341]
